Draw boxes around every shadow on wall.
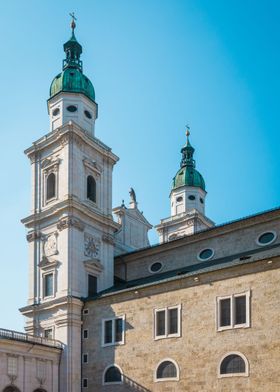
[122,374,151,392]
[82,303,152,391]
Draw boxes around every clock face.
[84,234,100,258]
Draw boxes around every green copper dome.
[49,21,95,102]
[50,68,95,102]
[172,132,206,191]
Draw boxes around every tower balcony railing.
[0,328,63,349]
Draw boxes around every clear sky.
[0,0,279,331]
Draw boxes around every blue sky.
[0,0,279,331]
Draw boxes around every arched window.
[219,353,248,377]
[33,389,47,392]
[87,175,96,203]
[3,387,21,392]
[46,173,56,200]
[155,359,179,381]
[103,365,122,384]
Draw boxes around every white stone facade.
[0,330,61,392]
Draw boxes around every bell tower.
[155,128,214,242]
[48,15,98,135]
[20,16,119,392]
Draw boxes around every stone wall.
[82,257,280,391]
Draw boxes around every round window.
[200,197,204,204]
[52,108,60,116]
[257,231,276,246]
[67,105,77,112]
[188,195,195,201]
[149,262,163,273]
[84,110,92,119]
[198,248,214,261]
[176,196,183,202]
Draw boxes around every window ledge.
[217,324,250,332]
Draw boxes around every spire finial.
[69,12,77,33]
[185,124,190,139]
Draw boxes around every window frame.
[197,247,214,262]
[216,291,250,331]
[43,327,54,340]
[102,364,123,385]
[82,378,88,388]
[7,355,18,377]
[101,315,125,347]
[83,329,88,339]
[256,230,277,246]
[218,352,249,378]
[154,358,180,382]
[82,353,88,364]
[86,175,97,204]
[42,272,55,299]
[154,305,181,340]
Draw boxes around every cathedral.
[0,19,279,392]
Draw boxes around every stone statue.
[129,188,136,203]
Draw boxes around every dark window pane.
[220,354,246,374]
[115,318,123,343]
[156,310,166,336]
[104,366,121,383]
[83,379,88,388]
[44,329,53,339]
[67,105,77,112]
[44,274,53,297]
[199,248,213,260]
[87,176,96,203]
[168,308,178,335]
[150,262,162,272]
[157,361,177,379]
[258,232,275,244]
[88,275,97,297]
[104,320,112,344]
[46,173,56,200]
[220,298,231,327]
[235,296,246,325]
[83,329,88,339]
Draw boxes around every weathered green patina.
[172,134,206,191]
[49,30,95,102]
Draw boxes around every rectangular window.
[102,316,125,346]
[83,329,88,339]
[83,378,88,388]
[83,353,88,364]
[7,356,17,377]
[36,360,46,380]
[220,298,231,327]
[44,273,54,297]
[154,305,181,339]
[88,275,97,297]
[44,328,53,339]
[217,291,250,331]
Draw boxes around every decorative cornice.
[57,216,85,232]
[84,259,104,275]
[83,158,102,176]
[24,122,119,165]
[26,231,42,242]
[38,257,60,271]
[102,233,115,245]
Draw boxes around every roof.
[115,205,280,259]
[85,241,280,300]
